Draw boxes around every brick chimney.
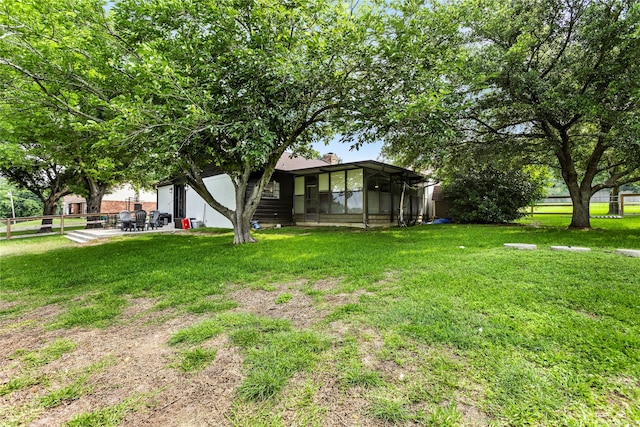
[322,152,339,165]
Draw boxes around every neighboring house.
[157,153,430,228]
[63,185,157,214]
[431,185,450,219]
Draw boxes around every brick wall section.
[101,200,157,214]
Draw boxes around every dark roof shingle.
[276,152,329,171]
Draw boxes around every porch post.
[363,169,368,227]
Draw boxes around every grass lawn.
[531,201,640,215]
[0,217,93,239]
[1,216,639,426]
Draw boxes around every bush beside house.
[441,166,547,224]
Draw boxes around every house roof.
[276,152,330,171]
[64,195,86,204]
[288,160,426,183]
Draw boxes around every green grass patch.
[40,378,90,409]
[530,201,640,215]
[11,338,77,368]
[0,374,49,397]
[65,394,146,427]
[238,330,330,401]
[168,319,224,346]
[3,338,77,398]
[175,347,218,373]
[339,364,384,388]
[368,397,410,423]
[275,293,293,304]
[50,295,127,329]
[326,303,367,322]
[185,299,239,314]
[2,217,640,424]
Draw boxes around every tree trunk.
[231,181,258,245]
[608,185,620,215]
[568,190,592,229]
[554,134,593,230]
[232,216,256,244]
[39,199,58,233]
[84,180,108,229]
[182,151,282,245]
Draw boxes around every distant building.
[63,185,157,214]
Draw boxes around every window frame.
[261,180,280,200]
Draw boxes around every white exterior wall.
[157,185,173,215]
[104,184,156,202]
[424,184,436,219]
[185,174,235,229]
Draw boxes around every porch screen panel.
[368,191,380,214]
[347,192,363,213]
[380,192,391,214]
[346,169,363,213]
[294,176,305,215]
[331,172,345,191]
[319,193,330,213]
[319,173,329,192]
[380,178,392,214]
[330,171,346,213]
[295,196,305,215]
[294,177,305,195]
[319,173,330,213]
[331,192,346,213]
[346,169,363,190]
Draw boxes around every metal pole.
[8,191,15,222]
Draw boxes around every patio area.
[65,222,180,244]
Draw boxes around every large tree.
[0,134,79,232]
[111,0,384,243]
[382,0,640,229]
[0,0,145,225]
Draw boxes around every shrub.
[441,166,546,224]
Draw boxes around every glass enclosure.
[294,167,422,223]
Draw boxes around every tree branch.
[0,59,106,123]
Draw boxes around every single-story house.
[156,153,431,228]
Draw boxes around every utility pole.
[8,190,16,222]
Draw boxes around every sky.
[311,138,385,163]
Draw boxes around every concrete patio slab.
[616,249,640,258]
[550,245,591,252]
[504,243,537,250]
[64,223,179,243]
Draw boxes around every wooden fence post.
[61,215,65,235]
[6,218,9,239]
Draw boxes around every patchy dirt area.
[0,279,487,426]
[229,281,327,329]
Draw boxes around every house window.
[330,171,346,213]
[346,169,363,213]
[326,169,364,214]
[262,181,280,199]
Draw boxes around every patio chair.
[133,209,147,231]
[148,210,162,230]
[119,210,133,231]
